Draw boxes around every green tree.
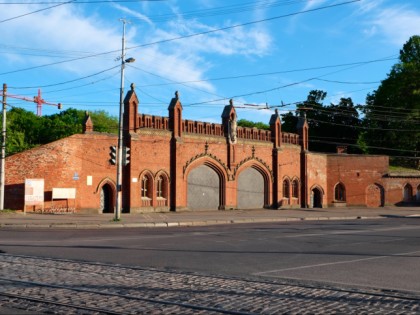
[360,35,420,167]
[3,107,118,156]
[282,90,361,153]
[89,110,119,133]
[237,119,270,130]
[5,108,43,155]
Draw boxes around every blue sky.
[1,0,420,124]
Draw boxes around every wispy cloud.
[303,0,327,10]
[359,1,420,46]
[110,3,154,26]
[161,19,273,57]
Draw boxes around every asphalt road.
[0,218,419,294]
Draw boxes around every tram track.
[0,253,419,314]
[0,277,248,315]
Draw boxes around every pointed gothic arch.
[185,158,227,210]
[236,162,272,209]
[403,183,413,202]
[95,178,116,213]
[334,182,346,202]
[366,183,384,207]
[155,170,170,207]
[139,170,154,207]
[310,185,324,208]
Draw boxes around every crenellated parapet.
[282,132,300,145]
[124,88,301,145]
[138,114,169,130]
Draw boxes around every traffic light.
[58,103,62,110]
[123,146,130,166]
[109,146,117,165]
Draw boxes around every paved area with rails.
[0,254,419,314]
[1,206,419,229]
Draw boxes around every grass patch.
[389,165,420,173]
[0,209,19,214]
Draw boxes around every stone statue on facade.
[229,115,237,144]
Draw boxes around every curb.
[0,214,406,229]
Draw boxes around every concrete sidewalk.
[0,207,419,229]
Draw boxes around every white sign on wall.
[24,179,44,205]
[52,188,76,199]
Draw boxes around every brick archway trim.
[184,157,228,210]
[183,154,229,179]
[233,156,273,182]
[235,160,272,207]
[95,177,116,194]
[309,184,325,195]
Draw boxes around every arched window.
[404,184,413,202]
[283,179,290,198]
[156,176,163,198]
[292,179,299,198]
[334,183,346,201]
[141,174,153,199]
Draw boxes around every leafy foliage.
[2,108,118,156]
[359,35,420,167]
[237,119,270,130]
[282,90,362,153]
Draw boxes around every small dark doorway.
[311,188,323,208]
[100,184,114,213]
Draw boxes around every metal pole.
[115,20,127,221]
[0,83,6,210]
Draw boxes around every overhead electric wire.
[10,65,120,89]
[307,118,418,132]
[0,0,76,23]
[131,0,311,22]
[127,64,232,104]
[126,0,360,51]
[187,55,380,106]
[135,57,396,88]
[0,0,165,3]
[0,0,359,76]
[309,139,419,155]
[314,78,381,85]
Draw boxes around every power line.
[9,65,120,89]
[134,57,396,88]
[315,78,381,85]
[187,56,380,106]
[310,139,419,155]
[0,0,359,76]
[126,0,360,51]
[307,118,418,132]
[0,0,164,3]
[130,0,310,22]
[0,0,76,23]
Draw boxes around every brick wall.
[5,133,117,213]
[4,87,419,213]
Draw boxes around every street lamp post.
[0,83,6,210]
[115,19,134,221]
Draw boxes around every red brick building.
[4,85,420,213]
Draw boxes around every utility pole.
[115,19,135,221]
[0,84,62,211]
[0,84,6,210]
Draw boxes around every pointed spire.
[83,111,93,133]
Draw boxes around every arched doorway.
[100,183,114,213]
[404,184,413,202]
[187,164,221,210]
[237,167,265,209]
[366,184,384,207]
[311,187,323,208]
[417,185,420,202]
